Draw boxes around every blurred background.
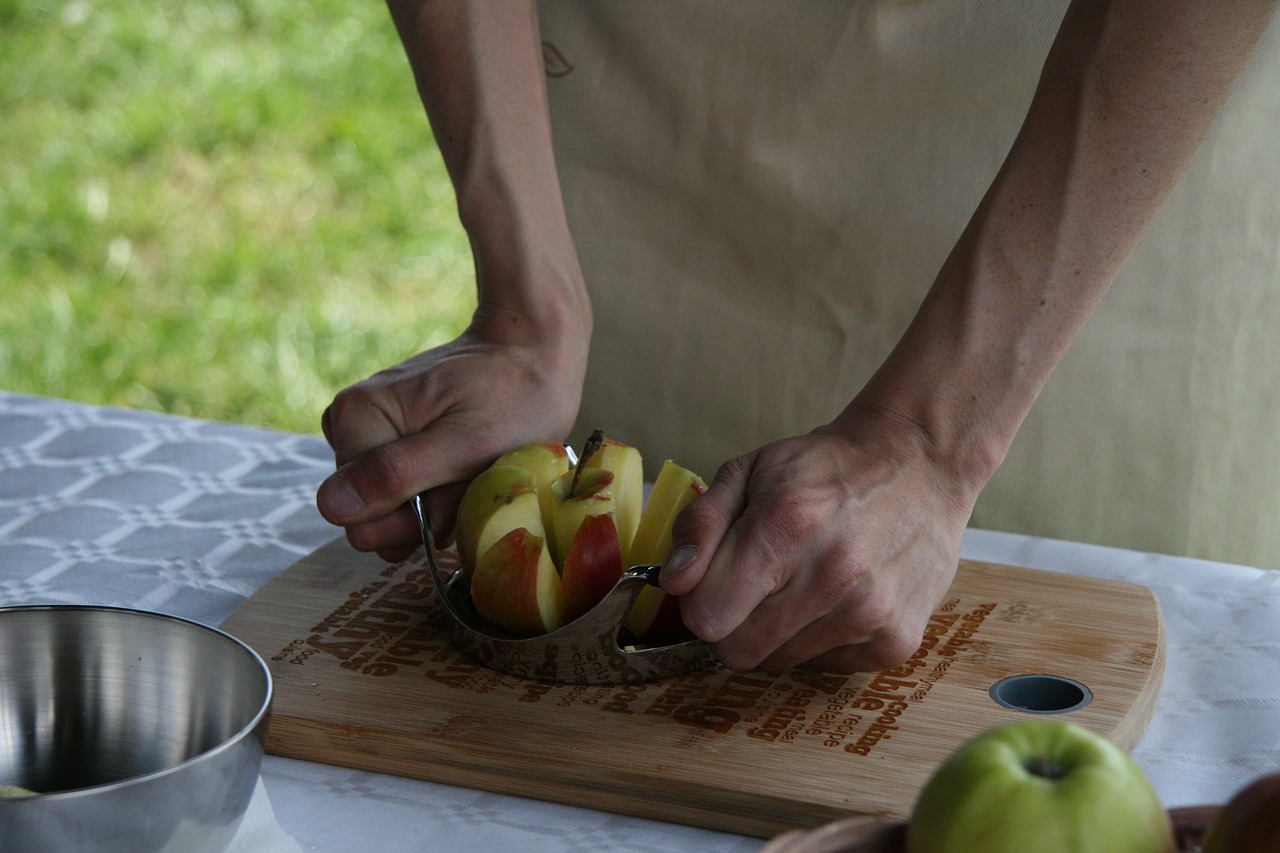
[1,0,476,435]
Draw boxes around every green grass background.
[1,0,475,435]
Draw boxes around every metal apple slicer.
[411,492,716,686]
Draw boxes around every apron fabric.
[536,1,1280,569]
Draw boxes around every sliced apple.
[560,512,625,623]
[548,466,619,568]
[454,465,543,575]
[470,527,564,635]
[626,459,708,565]
[624,460,707,639]
[492,441,571,542]
[583,437,644,558]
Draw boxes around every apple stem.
[1025,757,1069,781]
[569,429,605,499]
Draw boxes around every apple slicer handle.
[410,493,485,639]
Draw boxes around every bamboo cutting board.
[222,537,1164,838]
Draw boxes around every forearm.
[845,0,1277,494]
[386,0,590,353]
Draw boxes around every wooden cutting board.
[222,537,1164,838]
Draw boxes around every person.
[316,1,1280,673]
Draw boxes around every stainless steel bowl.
[0,606,272,853]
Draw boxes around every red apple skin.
[1202,772,1280,853]
[560,512,624,623]
[470,528,561,636]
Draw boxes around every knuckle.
[711,452,752,485]
[327,382,380,423]
[712,642,763,674]
[749,497,837,570]
[811,558,864,604]
[863,625,924,671]
[669,497,718,541]
[757,496,823,543]
[853,590,898,637]
[361,441,417,498]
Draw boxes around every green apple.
[623,459,706,641]
[469,527,564,635]
[1201,772,1280,853]
[454,465,543,575]
[906,720,1172,853]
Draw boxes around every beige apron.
[536,1,1280,569]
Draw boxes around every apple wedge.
[470,528,564,636]
[452,433,707,640]
[624,460,707,640]
[583,437,644,558]
[454,465,543,575]
[548,466,619,568]
[492,441,571,542]
[560,512,625,623]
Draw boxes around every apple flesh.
[454,465,543,576]
[452,436,705,638]
[469,527,564,636]
[548,466,619,569]
[583,437,644,557]
[906,720,1172,853]
[623,460,706,641]
[1201,772,1280,853]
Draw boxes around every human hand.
[658,411,978,674]
[316,304,587,562]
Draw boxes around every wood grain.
[222,537,1165,838]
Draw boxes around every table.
[2,390,1277,852]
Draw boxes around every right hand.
[316,303,588,562]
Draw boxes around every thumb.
[659,454,752,596]
[316,421,491,527]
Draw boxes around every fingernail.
[661,544,698,580]
[318,474,364,520]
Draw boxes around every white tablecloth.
[2,391,1277,852]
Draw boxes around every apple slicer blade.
[411,494,716,684]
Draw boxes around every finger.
[659,454,752,597]
[788,633,921,675]
[321,405,335,450]
[343,504,421,555]
[674,520,790,646]
[376,544,419,564]
[421,480,468,546]
[323,383,405,468]
[316,422,488,527]
[338,480,470,556]
[757,594,931,674]
[706,580,842,672]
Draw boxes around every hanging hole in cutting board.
[989,673,1093,714]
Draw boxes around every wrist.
[465,248,593,399]
[832,269,1047,503]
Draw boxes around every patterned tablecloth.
[2,390,1277,852]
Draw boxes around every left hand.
[658,409,977,673]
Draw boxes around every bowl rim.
[0,604,273,802]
